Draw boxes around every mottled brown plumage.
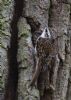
[30,28,60,96]
[36,37,56,57]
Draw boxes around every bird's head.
[40,27,51,38]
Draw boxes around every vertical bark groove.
[4,0,24,100]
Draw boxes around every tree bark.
[21,0,71,100]
[0,0,71,100]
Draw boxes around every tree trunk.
[66,5,71,100]
[0,0,71,100]
[20,0,71,100]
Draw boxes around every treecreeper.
[30,27,63,96]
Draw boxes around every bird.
[30,27,58,96]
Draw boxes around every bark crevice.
[4,0,24,100]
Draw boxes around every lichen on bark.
[0,0,71,100]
